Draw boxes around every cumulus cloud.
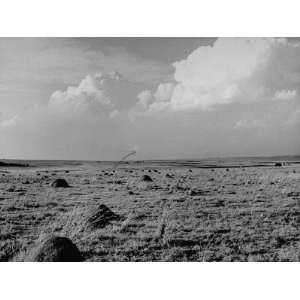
[234,119,266,130]
[133,38,300,113]
[1,39,300,160]
[0,115,20,128]
[273,89,297,101]
[48,72,123,116]
[0,71,139,160]
[109,109,120,119]
[129,84,175,119]
[1,72,127,130]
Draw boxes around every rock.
[51,178,70,188]
[189,190,199,196]
[7,186,15,192]
[29,236,82,262]
[189,189,209,196]
[215,200,225,207]
[114,180,123,184]
[85,204,121,229]
[141,174,153,182]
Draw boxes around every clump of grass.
[59,205,83,238]
[12,232,50,262]
[0,239,23,261]
[12,205,86,262]
[276,242,300,261]
[153,208,169,242]
[119,213,135,233]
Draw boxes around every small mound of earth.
[141,174,153,182]
[7,186,15,192]
[29,236,82,262]
[51,178,70,188]
[85,204,121,230]
[165,173,173,178]
[189,189,210,196]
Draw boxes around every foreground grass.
[0,164,299,261]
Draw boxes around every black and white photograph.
[0,1,299,299]
[1,36,299,263]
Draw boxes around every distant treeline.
[0,161,30,167]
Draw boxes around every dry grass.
[0,162,299,261]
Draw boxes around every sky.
[0,37,299,160]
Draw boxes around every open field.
[0,157,299,261]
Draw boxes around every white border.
[1,1,300,299]
[1,263,299,300]
[0,0,300,36]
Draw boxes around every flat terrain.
[0,158,299,261]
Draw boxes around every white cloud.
[0,71,136,160]
[1,39,300,160]
[273,89,297,101]
[154,83,176,102]
[109,109,120,119]
[0,71,133,131]
[134,38,300,113]
[48,72,122,116]
[0,114,20,128]
[234,119,266,130]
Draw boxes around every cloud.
[1,71,133,127]
[234,119,266,130]
[0,38,171,86]
[134,38,300,113]
[109,109,120,119]
[0,115,20,128]
[129,84,175,120]
[1,39,300,160]
[0,72,138,160]
[48,72,118,116]
[273,89,297,101]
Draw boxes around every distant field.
[0,157,299,261]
